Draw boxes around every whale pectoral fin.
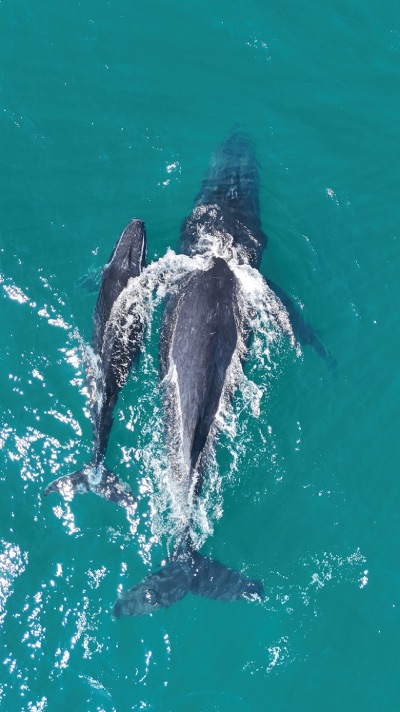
[267,279,336,369]
[76,267,102,294]
[190,552,264,602]
[44,466,136,509]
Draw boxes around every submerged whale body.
[113,135,272,617]
[180,132,266,269]
[44,218,146,508]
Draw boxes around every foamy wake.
[82,230,299,547]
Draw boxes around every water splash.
[0,541,28,625]
[30,233,298,552]
[104,231,299,551]
[241,546,368,678]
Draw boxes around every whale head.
[179,133,267,268]
[107,218,146,278]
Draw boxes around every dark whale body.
[113,133,332,617]
[45,219,146,508]
[114,136,269,617]
[114,257,264,618]
[160,256,238,490]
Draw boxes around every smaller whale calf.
[44,218,146,508]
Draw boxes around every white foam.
[74,225,299,549]
[105,230,299,550]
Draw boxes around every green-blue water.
[1,1,399,710]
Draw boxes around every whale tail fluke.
[112,552,263,617]
[189,552,264,601]
[44,464,135,509]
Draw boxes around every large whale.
[45,218,146,508]
[113,134,330,616]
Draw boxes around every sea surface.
[1,1,399,710]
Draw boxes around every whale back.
[160,257,238,493]
[91,219,147,453]
[93,219,146,353]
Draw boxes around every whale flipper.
[44,465,135,508]
[76,268,102,294]
[112,553,263,617]
[267,279,335,368]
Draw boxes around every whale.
[45,218,146,508]
[113,133,331,616]
[113,135,268,617]
[113,256,264,617]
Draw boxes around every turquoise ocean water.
[1,1,399,710]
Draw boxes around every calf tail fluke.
[44,464,135,509]
[112,551,263,617]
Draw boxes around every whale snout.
[109,218,147,275]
